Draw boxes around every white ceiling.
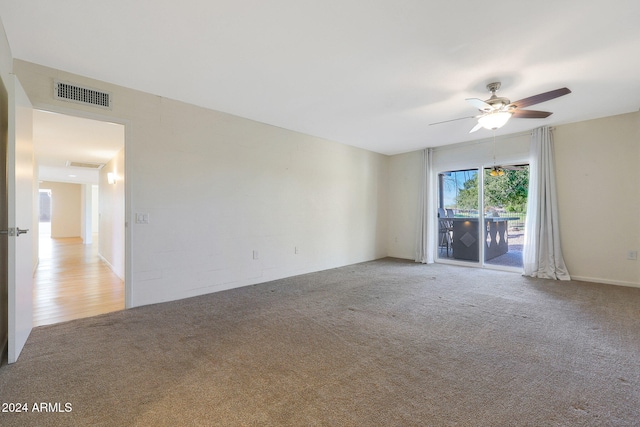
[2,1,640,157]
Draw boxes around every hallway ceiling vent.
[54,80,112,109]
[65,161,105,169]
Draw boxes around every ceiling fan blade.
[511,87,571,108]
[511,109,553,119]
[466,98,493,111]
[500,165,525,171]
[429,115,477,126]
[469,122,483,133]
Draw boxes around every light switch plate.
[136,213,149,224]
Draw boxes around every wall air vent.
[65,161,105,169]
[54,80,112,109]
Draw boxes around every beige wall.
[92,185,99,232]
[14,59,389,307]
[99,148,125,280]
[388,112,640,288]
[554,112,640,286]
[80,184,92,244]
[387,151,421,259]
[39,181,82,238]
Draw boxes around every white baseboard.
[33,258,40,276]
[98,253,125,281]
[570,275,640,289]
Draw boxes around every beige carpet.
[1,258,639,426]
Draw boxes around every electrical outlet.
[295,246,299,254]
[253,250,259,260]
[627,251,637,261]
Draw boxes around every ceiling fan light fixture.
[489,167,505,177]
[478,111,512,130]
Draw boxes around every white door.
[6,75,34,363]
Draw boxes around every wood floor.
[33,231,125,327]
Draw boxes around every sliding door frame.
[434,160,528,273]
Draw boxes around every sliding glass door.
[482,165,528,269]
[437,164,529,270]
[437,169,479,263]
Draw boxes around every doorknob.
[17,227,29,236]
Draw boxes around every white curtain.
[415,148,436,264]
[522,126,571,280]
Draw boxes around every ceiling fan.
[430,82,571,133]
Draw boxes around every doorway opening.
[39,189,51,237]
[33,110,125,326]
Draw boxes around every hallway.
[33,227,124,327]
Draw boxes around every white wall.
[128,98,388,305]
[388,113,640,288]
[99,148,125,280]
[39,181,81,238]
[14,60,389,307]
[431,133,529,173]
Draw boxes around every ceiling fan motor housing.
[485,82,511,110]
[486,96,511,110]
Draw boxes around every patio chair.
[438,208,453,257]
